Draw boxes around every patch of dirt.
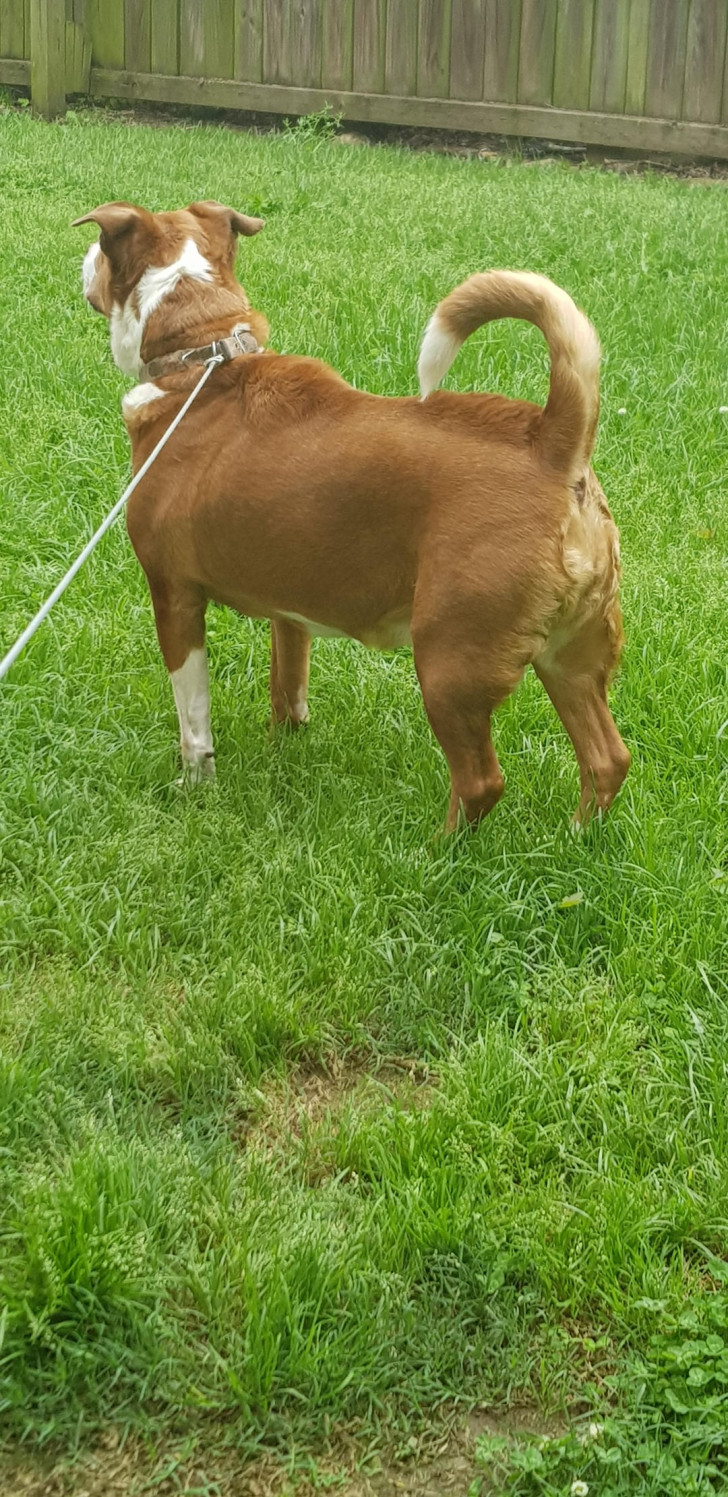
[242,1054,437,1156]
[0,1407,566,1496]
[340,123,728,178]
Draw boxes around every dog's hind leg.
[534,612,629,824]
[270,619,311,728]
[148,579,215,782]
[414,634,525,831]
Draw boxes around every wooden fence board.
[0,54,28,78]
[323,0,353,89]
[1,0,25,55]
[180,0,234,79]
[287,0,322,87]
[624,0,651,114]
[483,0,521,102]
[179,0,203,76]
[151,0,178,74]
[645,0,689,118]
[449,0,484,101]
[519,0,557,105]
[235,0,262,80]
[353,0,385,92]
[212,0,236,78]
[683,0,727,123]
[554,0,594,109]
[89,64,728,157]
[30,0,65,113]
[205,0,234,79]
[87,0,124,67]
[590,0,629,113]
[385,0,418,94]
[723,8,728,120]
[263,0,292,84]
[125,0,150,74]
[66,15,90,86]
[418,0,452,97]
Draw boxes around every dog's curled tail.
[417,270,600,479]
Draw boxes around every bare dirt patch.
[242,1054,437,1166]
[0,1407,565,1497]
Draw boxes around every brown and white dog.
[75,198,629,830]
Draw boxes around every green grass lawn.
[1,105,728,1493]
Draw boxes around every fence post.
[30,0,67,117]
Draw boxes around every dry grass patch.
[0,1407,566,1497]
[245,1056,438,1180]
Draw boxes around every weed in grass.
[0,109,728,1487]
[476,1261,728,1493]
[282,106,343,147]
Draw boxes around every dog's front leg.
[149,581,215,782]
[270,618,311,728]
[170,647,215,782]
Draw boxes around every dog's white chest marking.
[122,382,166,416]
[110,238,213,377]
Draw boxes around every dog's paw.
[570,804,604,834]
[268,710,310,738]
[177,753,216,787]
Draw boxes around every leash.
[0,354,222,685]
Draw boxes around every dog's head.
[73,200,265,375]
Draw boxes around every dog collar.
[140,322,260,382]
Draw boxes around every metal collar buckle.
[230,323,254,355]
[180,341,224,367]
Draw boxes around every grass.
[1,105,728,1491]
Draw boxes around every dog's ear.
[187,200,265,237]
[72,203,142,240]
[72,204,157,282]
[229,209,265,237]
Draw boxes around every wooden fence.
[3,1,728,159]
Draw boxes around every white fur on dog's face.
[109,239,213,377]
[80,233,214,377]
[81,239,114,316]
[82,241,101,296]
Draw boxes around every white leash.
[0,355,222,685]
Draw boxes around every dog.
[75,198,629,831]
